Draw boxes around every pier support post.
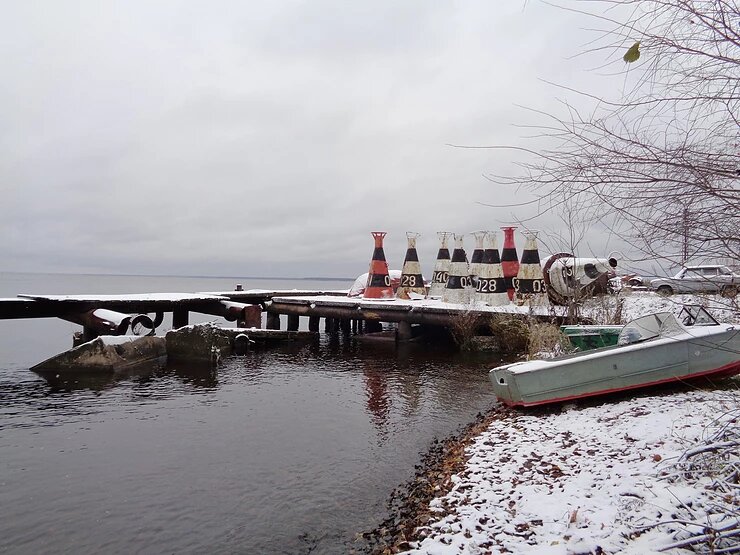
[287,314,300,332]
[266,313,281,330]
[308,316,320,332]
[82,326,98,342]
[340,319,351,335]
[365,320,382,333]
[172,308,189,329]
[397,321,413,342]
[240,305,262,329]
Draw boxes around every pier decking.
[0,289,565,342]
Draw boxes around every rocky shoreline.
[357,403,521,554]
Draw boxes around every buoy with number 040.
[427,232,452,298]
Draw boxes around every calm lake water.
[0,273,504,554]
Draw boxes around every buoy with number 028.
[475,231,509,306]
[396,232,426,299]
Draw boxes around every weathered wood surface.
[267,295,564,326]
[0,290,347,321]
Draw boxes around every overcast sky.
[1,1,634,279]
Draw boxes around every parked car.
[650,265,739,297]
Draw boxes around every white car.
[650,265,739,297]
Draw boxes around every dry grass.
[526,321,574,359]
[489,315,530,354]
[449,310,486,351]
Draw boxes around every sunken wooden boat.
[489,306,740,407]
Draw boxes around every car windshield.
[617,312,684,345]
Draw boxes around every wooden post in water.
[397,321,413,341]
[308,316,320,332]
[340,319,351,335]
[365,320,382,333]
[287,314,299,331]
[266,313,281,330]
[172,308,189,329]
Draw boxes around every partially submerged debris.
[31,335,166,374]
[166,323,318,365]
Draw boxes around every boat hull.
[490,326,740,407]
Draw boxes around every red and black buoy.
[500,226,520,301]
[363,232,394,299]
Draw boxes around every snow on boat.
[489,306,740,407]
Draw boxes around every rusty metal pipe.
[61,308,132,337]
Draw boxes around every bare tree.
[493,0,740,267]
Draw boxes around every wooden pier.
[265,295,564,339]
[0,289,565,342]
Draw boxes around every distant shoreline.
[0,271,354,282]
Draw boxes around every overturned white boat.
[489,306,740,407]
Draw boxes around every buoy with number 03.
[363,231,395,299]
[443,234,471,304]
[513,230,549,306]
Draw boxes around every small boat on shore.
[490,306,740,407]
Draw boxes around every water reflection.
[363,359,391,438]
[0,333,500,555]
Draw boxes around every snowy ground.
[582,289,740,326]
[404,388,739,554]
[402,290,740,554]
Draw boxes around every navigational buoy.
[469,231,486,292]
[427,231,452,298]
[513,230,548,306]
[363,231,394,299]
[396,232,426,299]
[475,231,509,306]
[501,226,520,301]
[443,234,471,304]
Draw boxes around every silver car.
[651,265,739,297]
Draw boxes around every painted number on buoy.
[477,278,498,293]
[432,271,449,283]
[384,275,391,287]
[401,275,418,287]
